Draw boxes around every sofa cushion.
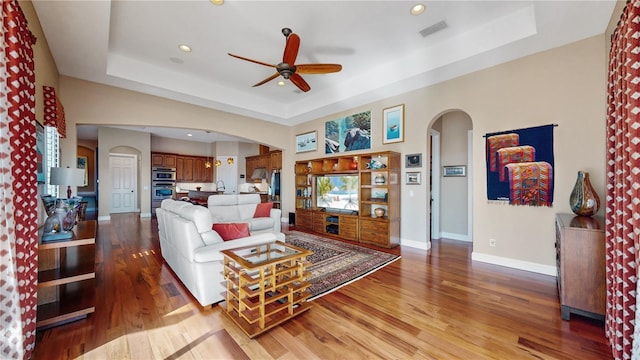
[254,202,273,217]
[247,217,274,232]
[181,205,213,233]
[201,230,224,246]
[213,223,250,241]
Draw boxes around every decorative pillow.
[212,223,250,241]
[254,202,273,218]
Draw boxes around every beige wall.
[292,34,606,272]
[97,127,151,218]
[54,32,606,273]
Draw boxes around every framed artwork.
[296,131,317,153]
[406,153,422,168]
[36,121,45,183]
[77,156,88,186]
[406,171,421,185]
[325,110,371,154]
[443,165,466,177]
[383,104,404,144]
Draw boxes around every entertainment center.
[295,151,400,248]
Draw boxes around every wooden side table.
[220,241,312,338]
[37,220,97,329]
[555,213,605,321]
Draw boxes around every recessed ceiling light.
[410,4,425,15]
[187,133,193,137]
[277,81,285,86]
[178,44,192,52]
[210,0,224,5]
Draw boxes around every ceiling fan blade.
[252,73,281,87]
[228,53,276,68]
[290,73,310,92]
[296,64,342,74]
[283,33,300,65]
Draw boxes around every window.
[44,126,60,197]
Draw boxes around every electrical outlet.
[489,239,496,247]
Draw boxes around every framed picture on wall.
[443,165,466,177]
[406,153,422,168]
[406,172,421,185]
[383,104,404,144]
[77,156,88,186]
[296,131,317,153]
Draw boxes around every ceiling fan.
[228,28,342,92]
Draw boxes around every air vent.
[419,20,447,38]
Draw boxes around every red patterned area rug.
[285,231,400,301]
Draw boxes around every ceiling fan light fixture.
[277,81,285,86]
[178,44,192,52]
[410,3,425,15]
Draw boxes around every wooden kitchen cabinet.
[152,153,177,168]
[555,213,605,321]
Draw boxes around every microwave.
[152,167,176,182]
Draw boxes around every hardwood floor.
[33,213,611,359]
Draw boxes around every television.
[316,174,359,213]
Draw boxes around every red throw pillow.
[254,202,273,218]
[212,223,250,241]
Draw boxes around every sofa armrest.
[270,208,282,232]
[192,233,280,263]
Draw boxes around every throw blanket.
[497,145,536,182]
[504,161,553,207]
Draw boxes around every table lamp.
[49,167,85,199]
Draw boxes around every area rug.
[285,231,400,301]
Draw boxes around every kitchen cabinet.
[152,153,177,168]
[246,150,281,180]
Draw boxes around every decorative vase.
[350,157,358,170]
[374,208,385,218]
[569,171,600,217]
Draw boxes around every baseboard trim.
[440,232,471,242]
[471,252,557,276]
[401,238,431,250]
[97,215,111,222]
[140,212,152,218]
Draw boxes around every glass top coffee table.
[220,240,312,338]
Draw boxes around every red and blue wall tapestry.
[485,124,555,207]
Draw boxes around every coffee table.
[220,240,312,338]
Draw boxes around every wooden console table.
[37,220,97,329]
[220,241,312,338]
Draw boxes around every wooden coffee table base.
[220,301,311,338]
[221,241,313,338]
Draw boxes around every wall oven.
[152,167,176,182]
[152,182,176,200]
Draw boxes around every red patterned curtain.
[42,85,66,138]
[0,1,37,359]
[606,1,640,359]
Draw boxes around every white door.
[110,154,137,213]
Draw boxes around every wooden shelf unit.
[295,151,401,248]
[37,220,97,329]
[555,213,605,321]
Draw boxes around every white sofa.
[208,194,281,234]
[156,198,285,307]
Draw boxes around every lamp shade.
[49,167,85,186]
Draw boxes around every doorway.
[109,153,137,213]
[429,111,473,242]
